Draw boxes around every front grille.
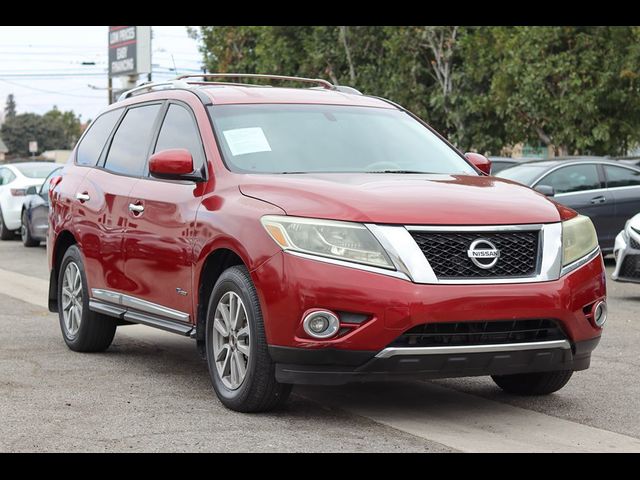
[410,230,540,278]
[389,319,566,348]
[620,254,640,279]
[630,236,640,250]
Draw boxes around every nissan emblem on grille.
[467,239,500,269]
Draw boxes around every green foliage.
[4,94,16,120]
[193,26,640,156]
[0,102,82,156]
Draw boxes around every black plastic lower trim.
[273,337,600,386]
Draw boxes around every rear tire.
[58,245,116,352]
[21,210,39,247]
[205,265,292,412]
[491,370,573,395]
[0,207,14,240]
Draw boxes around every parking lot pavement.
[1,240,639,452]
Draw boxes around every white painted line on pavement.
[0,267,49,309]
[2,265,639,452]
[297,381,640,452]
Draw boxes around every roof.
[0,137,8,153]
[199,85,395,108]
[511,157,640,169]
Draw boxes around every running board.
[89,299,194,336]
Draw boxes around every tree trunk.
[339,26,357,84]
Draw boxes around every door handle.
[590,195,606,204]
[75,192,90,202]
[128,203,145,214]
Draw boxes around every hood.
[238,173,564,225]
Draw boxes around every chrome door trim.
[375,339,571,358]
[91,288,190,323]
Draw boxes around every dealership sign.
[108,26,151,77]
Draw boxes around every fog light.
[303,310,340,339]
[593,301,607,327]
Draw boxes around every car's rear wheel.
[205,265,291,412]
[491,370,573,395]
[58,245,117,352]
[21,210,39,247]
[0,207,14,240]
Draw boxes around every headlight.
[261,215,394,269]
[562,215,598,267]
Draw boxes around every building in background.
[41,150,71,164]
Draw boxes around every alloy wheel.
[212,291,251,390]
[61,262,83,338]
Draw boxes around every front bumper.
[252,250,605,384]
[612,229,640,283]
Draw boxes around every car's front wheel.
[58,245,117,352]
[205,265,291,412]
[21,210,39,247]
[491,370,573,395]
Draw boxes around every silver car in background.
[612,213,640,283]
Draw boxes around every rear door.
[602,164,640,241]
[74,103,162,295]
[535,163,615,249]
[122,101,207,318]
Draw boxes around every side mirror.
[26,186,38,195]
[534,185,555,197]
[465,152,492,175]
[148,149,202,181]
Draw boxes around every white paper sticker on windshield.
[222,127,272,156]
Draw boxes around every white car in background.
[612,212,640,283]
[0,162,60,240]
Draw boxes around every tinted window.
[490,161,516,174]
[210,104,475,175]
[538,164,600,194]
[0,168,14,185]
[104,104,162,176]
[153,104,205,171]
[39,167,63,194]
[76,109,122,166]
[604,165,640,188]
[14,162,59,179]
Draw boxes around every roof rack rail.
[174,73,336,90]
[117,80,192,101]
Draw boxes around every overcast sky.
[0,26,203,122]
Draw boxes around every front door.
[122,102,207,319]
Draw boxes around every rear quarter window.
[76,108,123,166]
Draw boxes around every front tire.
[492,370,573,395]
[58,245,116,352]
[205,265,291,412]
[21,210,39,247]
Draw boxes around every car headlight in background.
[562,215,598,268]
[261,215,395,269]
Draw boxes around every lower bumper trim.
[274,337,600,386]
[375,339,571,358]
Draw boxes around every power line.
[0,79,104,98]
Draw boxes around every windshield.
[209,104,476,175]
[15,162,59,179]
[495,164,549,185]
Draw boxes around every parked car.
[48,74,606,412]
[20,166,62,247]
[612,213,640,283]
[0,162,60,240]
[489,156,542,175]
[496,157,640,254]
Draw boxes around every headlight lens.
[562,215,598,267]
[261,215,394,269]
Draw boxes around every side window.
[0,168,6,185]
[0,168,16,185]
[103,104,162,177]
[604,165,640,188]
[153,104,205,171]
[538,164,601,194]
[40,168,62,194]
[76,108,122,166]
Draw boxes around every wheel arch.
[48,229,77,312]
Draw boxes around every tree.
[4,94,16,121]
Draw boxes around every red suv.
[48,74,606,412]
